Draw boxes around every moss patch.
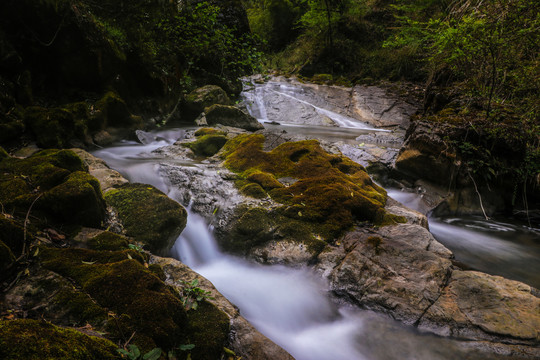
[222,134,392,243]
[182,134,228,157]
[0,150,105,227]
[104,183,187,252]
[239,182,267,198]
[194,127,227,137]
[87,231,129,251]
[187,301,229,360]
[40,247,188,351]
[0,319,120,360]
[0,146,10,159]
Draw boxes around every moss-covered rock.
[24,106,78,149]
[0,319,120,360]
[239,182,267,198]
[94,91,143,129]
[205,104,264,131]
[187,301,230,360]
[0,150,106,227]
[184,85,230,120]
[87,231,129,251]
[194,127,227,137]
[182,134,228,157]
[221,134,394,243]
[40,247,188,351]
[104,183,187,252]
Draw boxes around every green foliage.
[180,279,214,311]
[245,0,303,50]
[118,345,162,360]
[155,2,263,86]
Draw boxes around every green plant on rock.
[118,344,162,360]
[180,279,214,311]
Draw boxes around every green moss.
[184,85,230,119]
[0,146,8,159]
[104,183,187,252]
[246,170,284,190]
[240,182,267,198]
[366,236,383,254]
[87,231,129,251]
[40,247,188,351]
[0,150,105,227]
[40,171,106,227]
[187,301,229,360]
[24,106,75,148]
[182,134,228,157]
[0,108,25,144]
[0,319,120,360]
[222,134,393,243]
[194,127,227,137]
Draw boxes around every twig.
[467,170,489,220]
[123,331,136,349]
[22,193,43,257]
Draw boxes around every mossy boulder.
[221,134,399,245]
[87,231,129,251]
[94,91,143,129]
[184,85,230,120]
[24,106,79,149]
[0,150,106,227]
[0,319,120,360]
[182,134,228,157]
[205,104,264,131]
[104,183,187,252]
[40,247,188,351]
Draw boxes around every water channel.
[92,79,538,359]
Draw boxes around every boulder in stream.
[205,104,264,132]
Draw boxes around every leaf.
[179,344,195,351]
[33,248,39,257]
[127,254,133,260]
[128,344,140,358]
[223,347,236,356]
[81,261,96,265]
[143,348,162,360]
[298,211,302,217]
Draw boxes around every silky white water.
[388,189,540,288]
[88,80,536,359]
[93,127,512,360]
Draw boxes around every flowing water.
[89,80,538,359]
[388,190,540,289]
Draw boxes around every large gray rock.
[318,224,453,325]
[418,270,540,345]
[150,256,294,360]
[205,104,264,131]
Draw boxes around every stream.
[92,79,538,359]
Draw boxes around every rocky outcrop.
[71,148,128,193]
[204,104,264,132]
[183,85,230,121]
[151,256,295,360]
[242,76,418,129]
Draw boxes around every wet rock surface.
[151,256,295,360]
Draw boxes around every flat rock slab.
[418,270,540,345]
